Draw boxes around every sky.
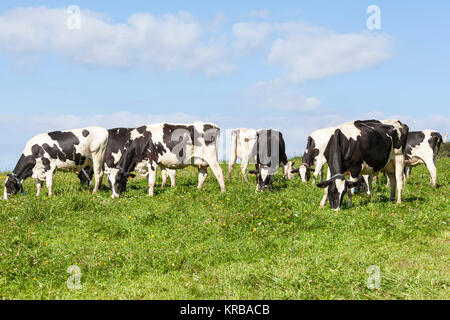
[0,1,449,170]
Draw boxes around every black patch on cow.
[48,131,82,163]
[203,124,219,146]
[429,132,443,154]
[302,136,320,168]
[405,131,426,160]
[162,124,195,152]
[117,127,154,173]
[104,128,133,168]
[82,130,90,137]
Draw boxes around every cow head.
[3,174,24,200]
[316,174,361,210]
[108,167,135,199]
[250,166,275,192]
[76,166,94,187]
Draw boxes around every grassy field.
[0,157,449,300]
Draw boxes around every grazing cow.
[402,130,446,187]
[77,128,176,189]
[3,127,108,200]
[228,128,294,182]
[316,119,409,210]
[107,123,226,198]
[249,129,291,192]
[293,127,336,183]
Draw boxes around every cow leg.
[147,164,157,197]
[366,175,373,196]
[241,158,249,182]
[36,179,44,197]
[197,167,208,190]
[347,176,359,208]
[228,155,237,182]
[319,167,331,208]
[161,169,168,189]
[169,169,176,187]
[91,153,105,194]
[423,158,437,187]
[387,172,396,202]
[45,170,54,197]
[394,154,404,204]
[314,159,325,185]
[208,161,226,192]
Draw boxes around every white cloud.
[231,20,393,82]
[0,7,394,81]
[0,7,235,75]
[232,22,273,52]
[243,78,321,111]
[268,30,393,83]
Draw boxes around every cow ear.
[249,170,258,176]
[316,180,332,188]
[127,173,136,179]
[291,168,299,174]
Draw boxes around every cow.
[399,130,446,187]
[107,123,226,198]
[293,127,336,183]
[228,128,294,182]
[228,128,258,182]
[315,119,409,210]
[3,127,108,200]
[76,128,176,189]
[248,129,291,192]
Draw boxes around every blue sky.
[0,1,449,170]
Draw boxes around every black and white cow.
[107,123,226,198]
[228,128,294,182]
[315,119,409,210]
[3,127,108,200]
[403,130,446,187]
[249,129,291,192]
[80,128,176,189]
[293,127,336,183]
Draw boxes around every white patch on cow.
[32,158,47,181]
[338,122,362,141]
[130,128,145,141]
[260,167,269,182]
[111,150,122,165]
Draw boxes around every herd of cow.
[2,120,447,210]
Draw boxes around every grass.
[0,158,449,300]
